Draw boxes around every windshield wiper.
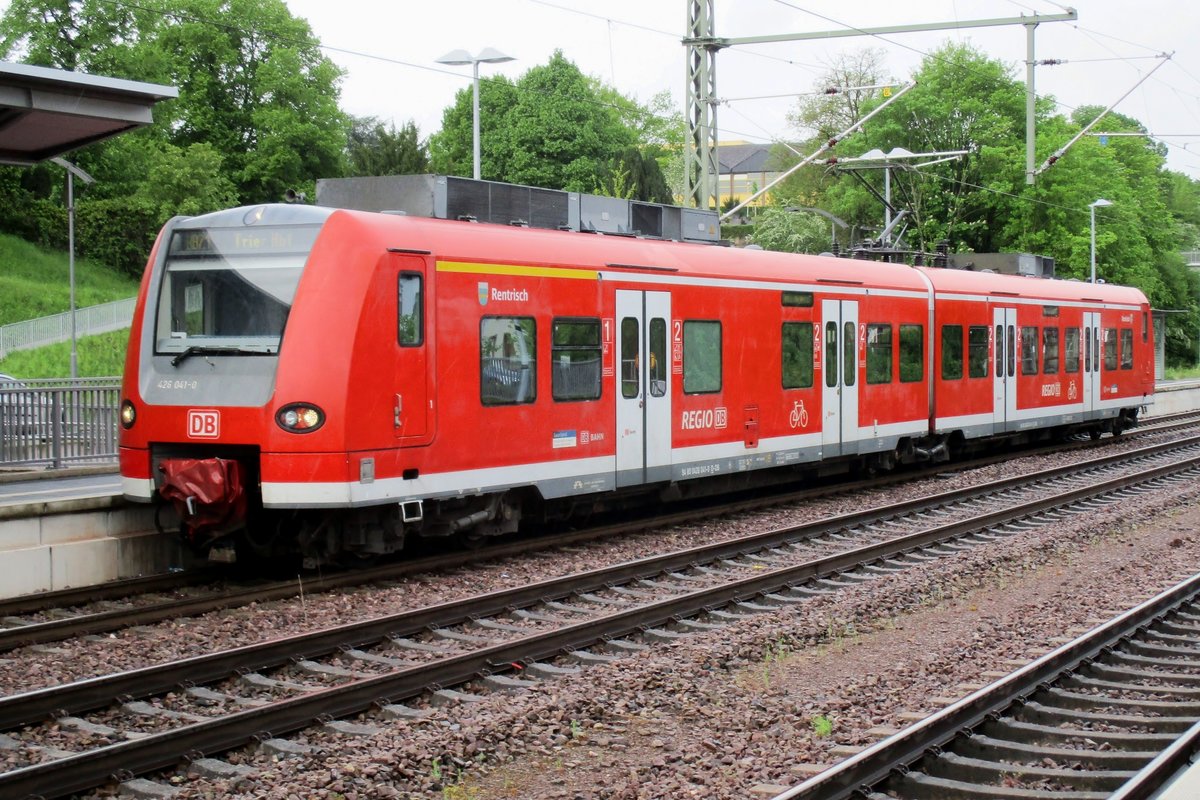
[169,345,270,367]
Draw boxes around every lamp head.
[1090,198,1113,209]
[475,47,515,64]
[435,49,475,66]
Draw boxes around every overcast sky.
[286,1,1200,178]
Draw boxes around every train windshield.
[154,223,322,358]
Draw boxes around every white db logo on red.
[187,409,220,439]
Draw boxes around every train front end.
[119,204,335,560]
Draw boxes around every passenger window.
[551,318,601,402]
[398,273,423,346]
[620,318,639,399]
[995,325,1003,378]
[649,318,667,397]
[1042,327,1059,375]
[1104,328,1118,371]
[825,322,838,388]
[866,324,892,384]
[843,321,856,387]
[1064,328,1080,373]
[941,325,963,380]
[899,324,923,383]
[683,320,721,394]
[480,317,536,406]
[782,322,814,389]
[1020,326,1038,376]
[1120,328,1134,370]
[968,326,988,378]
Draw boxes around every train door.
[992,307,1017,431]
[1082,311,1101,419]
[392,253,431,445]
[615,290,671,487]
[820,299,859,456]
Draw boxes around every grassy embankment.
[0,233,140,378]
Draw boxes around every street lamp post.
[1089,198,1113,284]
[50,157,96,381]
[436,47,515,181]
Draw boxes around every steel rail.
[2,435,1198,732]
[3,437,1198,732]
[2,448,1198,799]
[4,426,1197,654]
[772,571,1200,800]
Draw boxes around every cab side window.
[398,273,423,346]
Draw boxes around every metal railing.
[0,297,136,358]
[1184,250,1200,267]
[0,377,121,468]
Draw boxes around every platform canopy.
[0,61,177,166]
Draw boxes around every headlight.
[276,403,325,433]
[120,400,136,429]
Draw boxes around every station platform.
[0,467,187,599]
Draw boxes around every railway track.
[2,412,1197,653]
[777,570,1200,800]
[2,430,1199,797]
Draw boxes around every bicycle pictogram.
[788,399,809,429]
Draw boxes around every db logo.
[187,409,220,439]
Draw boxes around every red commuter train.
[118,201,1155,564]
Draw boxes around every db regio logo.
[187,409,220,439]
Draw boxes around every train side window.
[782,322,814,389]
[1120,328,1134,369]
[649,318,667,397]
[899,324,923,383]
[968,326,988,378]
[1006,325,1016,378]
[1042,327,1059,375]
[1143,312,1149,342]
[1020,326,1038,376]
[551,318,601,402]
[397,273,423,346]
[866,324,892,384]
[1084,327,1092,373]
[843,321,856,387]
[825,322,838,388]
[683,320,722,394]
[995,325,1003,377]
[1064,328,1080,373]
[1104,328,1118,371]
[480,316,536,406]
[620,318,639,399]
[941,325,963,380]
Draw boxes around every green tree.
[749,207,832,253]
[1,0,348,205]
[430,52,647,196]
[346,118,430,177]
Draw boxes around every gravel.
[10,435,1197,799]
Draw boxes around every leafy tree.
[431,52,680,199]
[749,207,831,253]
[346,118,429,177]
[428,73,519,180]
[1,0,348,205]
[787,48,892,141]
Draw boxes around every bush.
[77,197,165,278]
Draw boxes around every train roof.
[333,209,931,293]
[918,263,1148,306]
